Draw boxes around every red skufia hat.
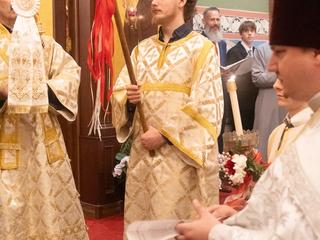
[270,0,320,49]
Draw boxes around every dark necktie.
[277,117,294,150]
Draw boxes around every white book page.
[220,57,253,75]
[126,220,180,240]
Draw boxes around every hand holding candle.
[227,75,243,136]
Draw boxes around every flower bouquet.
[113,138,132,182]
[219,131,269,209]
[112,138,132,200]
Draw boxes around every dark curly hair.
[184,0,197,22]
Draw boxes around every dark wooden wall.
[53,0,122,218]
[52,0,157,218]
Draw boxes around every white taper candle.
[227,75,243,136]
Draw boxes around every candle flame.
[229,75,236,82]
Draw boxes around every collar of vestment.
[309,91,320,112]
[0,23,12,36]
[158,21,193,43]
[288,107,313,127]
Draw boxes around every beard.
[204,26,223,43]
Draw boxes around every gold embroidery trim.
[157,44,170,68]
[0,23,10,65]
[142,83,191,95]
[0,72,7,81]
[0,115,20,170]
[0,46,9,65]
[192,40,214,83]
[6,105,49,114]
[181,105,218,141]
[0,143,20,170]
[41,114,65,164]
[0,23,10,36]
[134,45,139,61]
[160,129,204,167]
[155,32,197,68]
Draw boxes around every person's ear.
[315,50,320,65]
[178,0,187,8]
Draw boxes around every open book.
[126,220,180,240]
[220,57,253,76]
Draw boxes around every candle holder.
[223,130,259,153]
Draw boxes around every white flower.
[112,167,123,177]
[232,154,247,170]
[229,169,246,185]
[120,156,129,165]
[113,156,130,178]
[226,154,248,185]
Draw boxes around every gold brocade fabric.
[0,27,88,239]
[111,31,224,229]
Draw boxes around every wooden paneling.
[79,126,122,218]
[77,0,123,217]
[53,0,123,218]
[53,0,81,189]
[125,0,157,52]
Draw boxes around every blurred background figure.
[202,6,228,152]
[252,42,286,161]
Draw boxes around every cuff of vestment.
[209,223,227,240]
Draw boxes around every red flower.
[225,159,235,175]
[253,151,263,164]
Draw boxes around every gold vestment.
[111,31,224,229]
[0,24,88,239]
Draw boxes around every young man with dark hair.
[111,0,223,230]
[226,20,258,131]
[227,20,256,63]
[175,0,320,239]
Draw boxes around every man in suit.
[227,21,256,62]
[202,7,228,152]
[226,21,258,131]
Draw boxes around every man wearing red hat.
[175,0,320,239]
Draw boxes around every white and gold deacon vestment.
[210,95,320,239]
[267,107,312,162]
[0,24,88,239]
[112,31,224,227]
